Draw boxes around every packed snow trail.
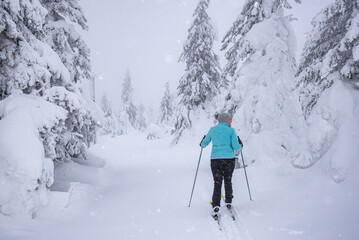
[0,132,248,240]
[1,131,358,240]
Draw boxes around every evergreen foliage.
[221,0,301,80]
[172,107,191,144]
[137,104,147,131]
[0,0,52,99]
[221,0,307,164]
[0,0,98,162]
[121,69,138,129]
[100,92,111,114]
[296,0,359,119]
[158,82,174,126]
[177,0,223,109]
[173,0,222,143]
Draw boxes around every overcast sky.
[80,0,333,111]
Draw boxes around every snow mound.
[0,94,66,216]
[304,78,359,183]
[147,124,165,140]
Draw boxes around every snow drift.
[0,94,66,216]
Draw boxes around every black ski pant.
[211,158,235,207]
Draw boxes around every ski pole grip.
[237,136,243,148]
[199,135,206,147]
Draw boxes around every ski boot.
[212,206,220,219]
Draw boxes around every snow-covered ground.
[1,131,358,240]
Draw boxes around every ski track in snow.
[1,131,359,240]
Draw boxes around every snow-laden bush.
[147,124,165,140]
[0,94,66,216]
[98,110,123,137]
[295,78,359,183]
[43,87,97,162]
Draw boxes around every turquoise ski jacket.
[201,122,242,159]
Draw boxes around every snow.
[146,124,165,140]
[0,94,67,215]
[353,44,359,61]
[33,40,71,84]
[1,131,358,239]
[305,77,359,183]
[229,11,309,168]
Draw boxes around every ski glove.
[237,136,243,148]
[199,135,206,147]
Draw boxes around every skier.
[200,112,242,217]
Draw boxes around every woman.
[200,112,242,217]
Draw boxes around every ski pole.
[241,151,253,201]
[188,148,203,207]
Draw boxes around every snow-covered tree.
[172,106,191,144]
[296,0,359,119]
[173,0,223,143]
[0,0,98,163]
[121,69,138,129]
[221,0,309,165]
[100,92,111,114]
[0,0,98,214]
[294,0,359,181]
[137,104,147,131]
[41,0,92,89]
[0,0,52,99]
[177,0,224,110]
[40,1,97,162]
[116,103,129,135]
[158,82,174,126]
[43,87,96,161]
[97,92,118,136]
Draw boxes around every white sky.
[80,0,333,111]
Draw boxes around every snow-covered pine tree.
[173,0,223,143]
[221,0,309,165]
[100,92,111,114]
[0,0,98,214]
[296,0,359,119]
[40,0,97,161]
[137,104,147,131]
[158,82,174,126]
[172,106,191,144]
[115,103,129,135]
[40,0,95,98]
[0,0,52,99]
[121,69,138,129]
[294,0,359,181]
[177,0,223,109]
[98,92,117,136]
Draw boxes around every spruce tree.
[221,0,308,164]
[173,0,222,143]
[1,0,97,162]
[100,92,111,114]
[177,0,223,109]
[296,0,359,119]
[294,0,359,175]
[0,1,51,99]
[0,0,98,214]
[41,0,97,161]
[158,82,174,126]
[222,0,301,81]
[121,69,138,129]
[99,95,119,137]
[137,104,147,131]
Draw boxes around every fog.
[80,0,333,111]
